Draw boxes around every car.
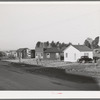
[77,56,93,63]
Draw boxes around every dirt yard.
[2,58,100,90]
[0,61,99,90]
[4,58,100,80]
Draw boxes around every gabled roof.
[72,45,92,51]
[61,45,70,52]
[63,44,93,52]
[44,47,61,53]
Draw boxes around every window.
[84,53,89,56]
[46,53,50,58]
[66,53,68,58]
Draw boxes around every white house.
[63,45,93,62]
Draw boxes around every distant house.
[5,50,17,59]
[17,48,31,59]
[63,45,93,62]
[35,42,51,59]
[44,48,61,60]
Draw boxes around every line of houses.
[35,44,94,62]
[3,44,100,62]
[4,48,35,59]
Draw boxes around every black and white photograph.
[0,1,100,91]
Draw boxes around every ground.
[0,59,100,90]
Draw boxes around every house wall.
[80,51,93,59]
[35,47,44,59]
[64,45,93,62]
[17,51,21,58]
[44,52,60,60]
[22,49,27,58]
[64,45,80,62]
[17,49,31,59]
[27,49,31,58]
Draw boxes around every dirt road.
[0,61,99,90]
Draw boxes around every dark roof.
[44,48,61,53]
[61,45,70,52]
[72,45,92,51]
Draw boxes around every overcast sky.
[0,2,100,50]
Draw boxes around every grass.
[4,58,72,67]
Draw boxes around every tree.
[45,41,49,47]
[50,41,56,47]
[68,42,72,45]
[56,41,60,47]
[84,36,100,49]
[36,41,41,47]
[84,39,91,48]
[58,43,62,49]
[92,36,99,49]
[86,38,93,45]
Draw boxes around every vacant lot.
[1,59,100,90]
[4,59,100,81]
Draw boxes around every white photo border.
[0,1,100,99]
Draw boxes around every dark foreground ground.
[0,61,100,90]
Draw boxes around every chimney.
[78,43,80,45]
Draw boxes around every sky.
[0,2,100,50]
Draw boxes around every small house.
[63,45,93,62]
[5,50,17,59]
[35,42,51,59]
[44,48,61,60]
[17,48,31,59]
